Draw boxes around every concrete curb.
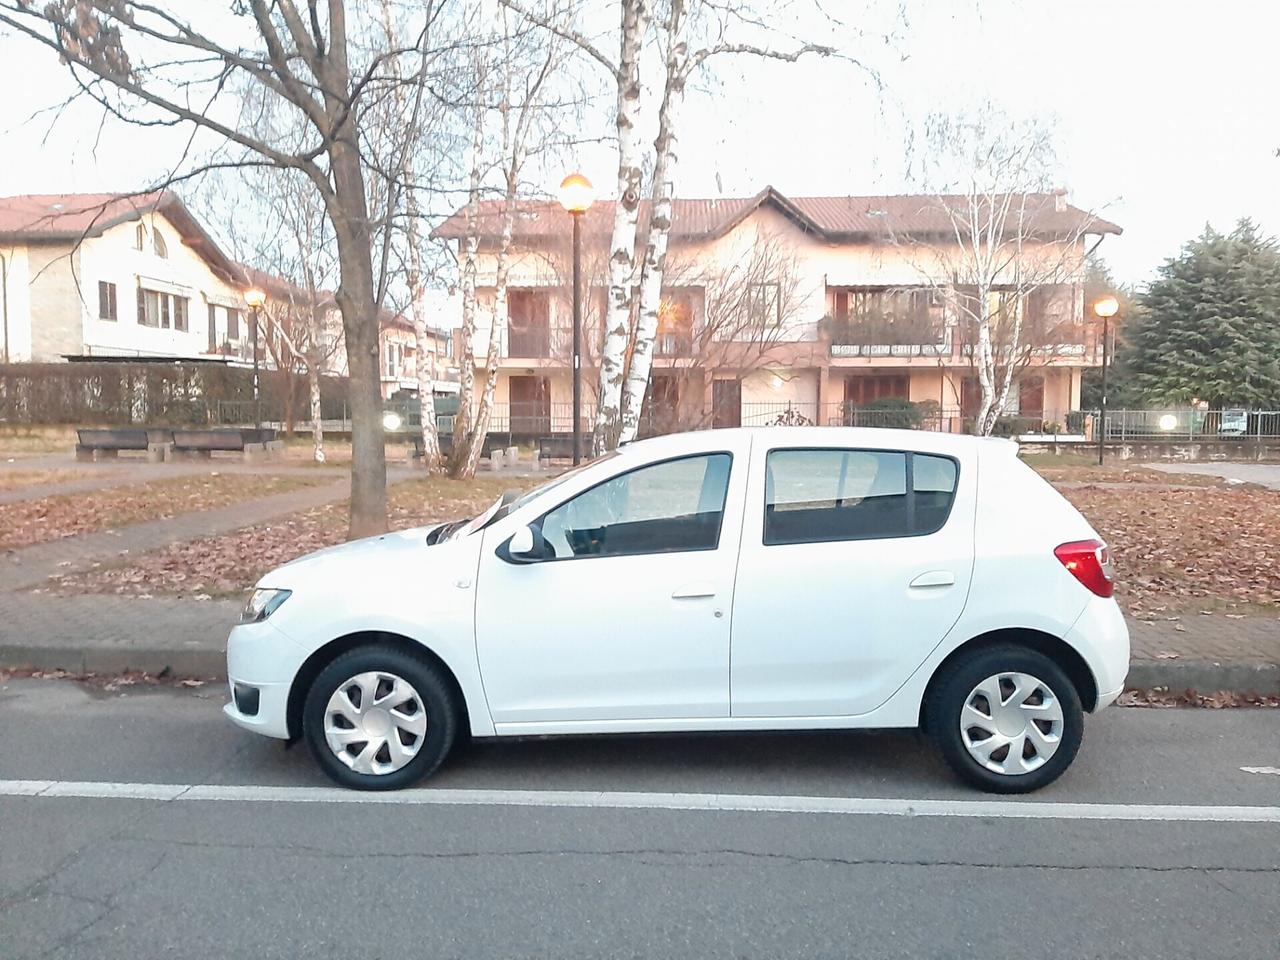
[1,645,1277,696]
[0,644,226,679]
[1126,659,1280,696]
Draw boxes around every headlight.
[239,588,292,624]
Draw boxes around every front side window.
[153,229,168,258]
[764,448,957,545]
[539,453,732,560]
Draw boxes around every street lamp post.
[558,172,595,465]
[244,287,267,432]
[1093,295,1119,466]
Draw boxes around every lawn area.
[1062,484,1280,618]
[1,473,321,550]
[49,475,533,598]
[0,468,86,491]
[1022,452,1220,486]
[43,464,1280,622]
[0,426,78,456]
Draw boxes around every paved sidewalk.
[1147,461,1280,489]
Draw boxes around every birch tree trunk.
[405,186,442,473]
[619,0,689,444]
[449,90,487,477]
[308,348,325,463]
[591,0,650,456]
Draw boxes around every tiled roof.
[431,185,1121,242]
[0,190,244,283]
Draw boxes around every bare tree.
[897,107,1098,435]
[617,0,836,445]
[496,0,650,455]
[0,0,465,535]
[648,233,805,431]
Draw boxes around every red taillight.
[1054,539,1115,598]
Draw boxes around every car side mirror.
[506,524,545,562]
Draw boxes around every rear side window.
[764,449,958,545]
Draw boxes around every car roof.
[617,426,996,459]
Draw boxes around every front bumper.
[224,618,306,740]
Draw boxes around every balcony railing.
[653,332,695,358]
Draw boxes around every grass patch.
[1,472,321,550]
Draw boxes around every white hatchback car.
[225,427,1128,793]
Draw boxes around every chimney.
[1053,187,1068,213]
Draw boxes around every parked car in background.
[225,427,1128,793]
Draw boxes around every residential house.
[432,187,1121,435]
[0,191,456,399]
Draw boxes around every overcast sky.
[1,0,1275,283]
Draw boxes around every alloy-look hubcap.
[960,672,1065,776]
[324,671,428,775]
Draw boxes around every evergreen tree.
[1125,220,1280,408]
[1080,256,1137,409]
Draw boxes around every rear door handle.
[909,571,955,588]
[672,582,716,600]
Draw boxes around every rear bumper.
[1064,596,1130,711]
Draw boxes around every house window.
[508,288,552,357]
[135,224,144,250]
[136,288,187,329]
[207,304,218,352]
[153,230,168,258]
[227,308,240,340]
[829,287,942,345]
[97,281,117,321]
[385,342,401,377]
[747,282,781,329]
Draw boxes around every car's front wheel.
[929,645,1084,794]
[303,644,458,790]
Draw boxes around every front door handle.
[909,570,955,588]
[672,582,716,600]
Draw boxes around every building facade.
[433,187,1121,436]
[0,192,456,399]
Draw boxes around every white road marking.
[1240,766,1280,777]
[1,780,1279,822]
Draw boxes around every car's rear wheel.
[303,645,458,791]
[929,645,1083,793]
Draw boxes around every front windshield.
[448,453,619,541]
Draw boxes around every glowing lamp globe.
[244,288,267,308]
[558,173,595,214]
[1093,296,1119,319]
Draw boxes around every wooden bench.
[537,436,581,463]
[172,428,282,461]
[76,428,173,463]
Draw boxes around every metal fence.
[1100,409,1280,441]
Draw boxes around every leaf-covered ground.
[1061,484,1280,617]
[42,470,1280,622]
[1,473,321,550]
[48,476,532,598]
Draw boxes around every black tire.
[303,644,459,791]
[927,644,1084,794]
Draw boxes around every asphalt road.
[1,678,1278,959]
